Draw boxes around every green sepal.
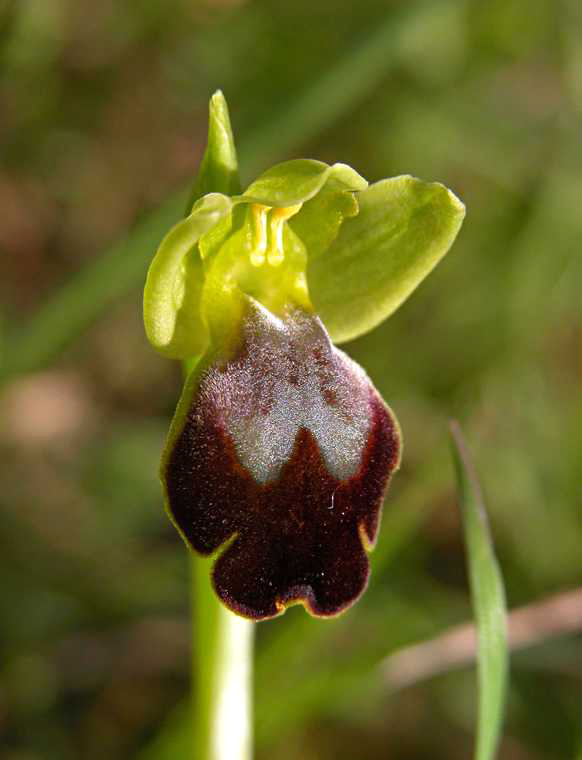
[143,193,232,358]
[242,159,366,207]
[186,90,241,213]
[308,175,465,344]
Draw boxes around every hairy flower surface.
[144,93,464,620]
[163,299,400,618]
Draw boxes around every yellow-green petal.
[308,175,465,344]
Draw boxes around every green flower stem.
[191,553,254,760]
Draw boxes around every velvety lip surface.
[163,302,401,620]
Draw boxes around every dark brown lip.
[162,303,401,620]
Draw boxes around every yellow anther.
[266,204,302,267]
[249,204,269,267]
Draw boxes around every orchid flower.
[143,92,464,620]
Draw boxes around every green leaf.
[308,175,465,344]
[243,160,366,207]
[143,193,232,358]
[186,90,241,212]
[450,421,508,760]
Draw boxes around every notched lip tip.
[358,520,377,553]
[216,580,366,622]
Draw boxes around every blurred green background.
[1,0,581,758]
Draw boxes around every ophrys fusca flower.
[144,93,464,620]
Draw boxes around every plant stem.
[191,553,254,760]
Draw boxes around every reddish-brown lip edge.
[161,303,401,621]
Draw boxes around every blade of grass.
[450,421,508,760]
[1,0,448,382]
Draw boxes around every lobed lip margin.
[162,305,401,620]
